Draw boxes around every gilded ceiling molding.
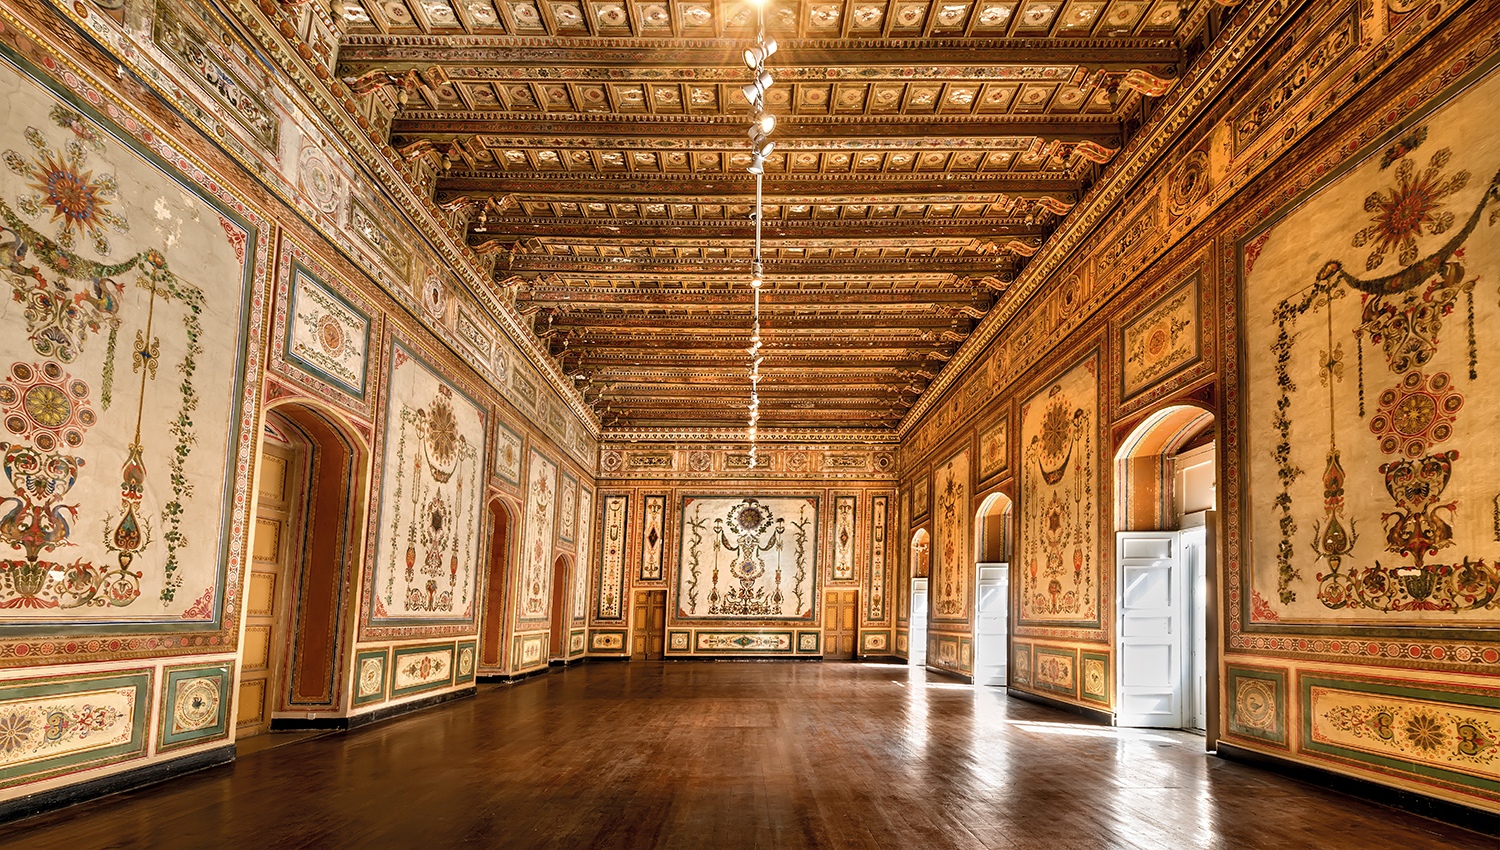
[602,428,900,445]
[898,0,1296,436]
[216,0,603,435]
[403,117,1122,135]
[338,34,1179,55]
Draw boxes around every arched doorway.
[548,554,573,663]
[242,402,366,737]
[909,529,931,667]
[1113,404,1217,731]
[478,498,514,674]
[973,493,1013,688]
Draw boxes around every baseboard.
[1215,742,1499,837]
[478,665,554,683]
[1006,687,1115,726]
[271,687,474,731]
[0,743,234,825]
[924,665,974,684]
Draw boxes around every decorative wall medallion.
[296,145,342,215]
[1081,652,1109,703]
[170,675,220,734]
[1033,646,1076,695]
[357,655,384,698]
[421,275,447,320]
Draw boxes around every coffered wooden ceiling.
[334,0,1190,434]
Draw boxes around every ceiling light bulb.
[747,156,764,175]
[740,83,762,104]
[750,274,763,288]
[758,113,776,134]
[758,140,775,158]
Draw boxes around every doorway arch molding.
[251,398,371,723]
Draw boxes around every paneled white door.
[1116,532,1183,727]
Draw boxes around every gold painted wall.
[897,0,1500,815]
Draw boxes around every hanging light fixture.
[743,0,776,469]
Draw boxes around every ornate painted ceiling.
[333,0,1193,435]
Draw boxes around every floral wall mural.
[675,495,818,621]
[1019,354,1099,627]
[930,449,971,623]
[517,448,557,625]
[368,340,485,628]
[0,59,255,628]
[1242,69,1500,625]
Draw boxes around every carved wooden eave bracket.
[226,0,602,434]
[897,0,1292,438]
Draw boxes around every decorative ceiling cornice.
[601,426,901,444]
[220,0,604,435]
[898,0,1299,437]
[338,34,1179,56]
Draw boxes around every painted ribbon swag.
[0,107,206,609]
[1271,130,1500,612]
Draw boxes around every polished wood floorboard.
[1,662,1489,849]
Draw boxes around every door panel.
[241,441,297,737]
[632,590,666,660]
[822,590,857,660]
[1116,531,1182,728]
[974,564,1009,687]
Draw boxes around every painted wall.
[896,0,1500,816]
[0,0,597,804]
[587,444,897,659]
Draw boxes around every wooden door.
[631,590,666,660]
[240,441,298,736]
[822,589,858,660]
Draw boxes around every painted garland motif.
[377,347,484,620]
[1020,359,1097,622]
[1263,127,1500,615]
[0,107,215,612]
[679,496,816,620]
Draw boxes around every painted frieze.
[572,487,592,622]
[1242,68,1500,625]
[1019,354,1100,626]
[0,669,150,789]
[0,63,256,628]
[930,449,972,622]
[1303,675,1500,795]
[676,495,818,621]
[517,449,557,624]
[369,340,485,626]
[597,494,626,620]
[640,494,665,581]
[831,495,857,581]
[390,644,454,697]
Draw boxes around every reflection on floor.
[233,729,334,759]
[0,663,1486,849]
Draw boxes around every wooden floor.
[1,662,1488,849]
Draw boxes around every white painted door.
[1116,532,1183,727]
[1182,524,1209,731]
[974,564,1008,687]
[909,578,929,666]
